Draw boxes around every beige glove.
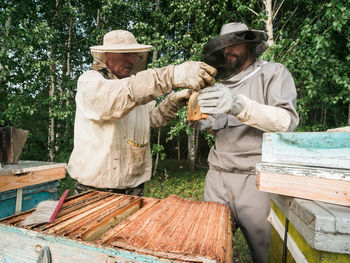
[149,89,192,128]
[173,61,217,91]
[168,89,192,108]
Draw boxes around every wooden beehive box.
[0,161,66,218]
[261,132,350,169]
[0,191,233,263]
[256,132,350,206]
[269,194,350,262]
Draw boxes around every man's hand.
[198,84,245,115]
[173,61,217,91]
[168,89,192,108]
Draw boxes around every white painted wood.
[15,188,22,214]
[271,195,350,254]
[262,132,350,169]
[256,163,350,181]
[0,161,66,176]
[267,208,308,263]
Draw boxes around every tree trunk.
[152,128,161,177]
[49,46,56,162]
[151,0,160,177]
[48,0,60,162]
[348,105,350,126]
[188,129,198,171]
[66,16,73,131]
[0,0,12,76]
[264,0,274,46]
[177,135,180,163]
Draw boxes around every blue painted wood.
[0,224,171,262]
[262,132,350,169]
[0,181,58,219]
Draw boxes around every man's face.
[223,43,252,74]
[105,52,136,79]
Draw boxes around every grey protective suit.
[203,59,299,262]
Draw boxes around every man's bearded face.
[223,43,251,73]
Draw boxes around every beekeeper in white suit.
[193,23,299,262]
[68,30,216,195]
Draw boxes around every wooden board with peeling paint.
[256,163,350,206]
[262,132,350,169]
[0,191,233,263]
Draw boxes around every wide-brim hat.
[203,23,268,78]
[90,30,152,74]
[90,30,152,53]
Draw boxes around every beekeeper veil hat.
[90,30,153,75]
[203,22,268,78]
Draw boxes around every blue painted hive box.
[0,181,59,219]
[0,161,66,218]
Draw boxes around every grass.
[59,159,253,263]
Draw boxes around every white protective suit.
[68,61,189,189]
[68,29,216,190]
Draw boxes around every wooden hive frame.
[0,191,233,263]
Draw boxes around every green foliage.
[166,106,189,141]
[1,0,349,165]
[265,0,350,130]
[151,144,166,161]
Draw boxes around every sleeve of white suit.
[236,95,291,132]
[76,66,174,121]
[236,63,299,132]
[149,90,191,128]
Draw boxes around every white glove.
[173,61,217,91]
[188,115,215,131]
[198,84,245,115]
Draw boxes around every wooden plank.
[79,198,141,241]
[0,161,66,176]
[98,198,160,245]
[15,188,23,214]
[256,163,350,181]
[262,132,350,169]
[256,171,350,206]
[0,166,66,192]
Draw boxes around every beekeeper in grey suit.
[194,23,299,262]
[68,30,216,195]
